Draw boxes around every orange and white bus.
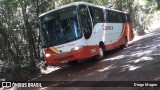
[39,2,134,65]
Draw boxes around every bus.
[39,2,134,66]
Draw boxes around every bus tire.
[96,45,105,61]
[125,37,128,46]
[68,60,78,66]
[121,37,128,49]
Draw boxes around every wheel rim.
[99,47,104,58]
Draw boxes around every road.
[13,28,160,90]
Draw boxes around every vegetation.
[0,0,160,81]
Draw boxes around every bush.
[1,62,40,81]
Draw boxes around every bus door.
[78,5,94,57]
[78,5,93,39]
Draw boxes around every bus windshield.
[40,6,82,48]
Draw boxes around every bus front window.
[40,6,82,48]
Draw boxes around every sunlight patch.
[151,19,160,30]
[129,66,141,71]
[39,87,48,90]
[151,53,160,56]
[134,57,153,63]
[135,46,150,50]
[131,50,152,57]
[41,66,60,74]
[103,55,126,61]
[130,36,143,43]
[98,65,115,72]
[122,65,141,71]
[86,73,93,76]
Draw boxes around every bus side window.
[89,6,104,25]
[105,10,110,23]
[122,13,126,23]
[117,13,123,23]
[126,14,131,23]
[79,5,92,39]
[108,11,117,23]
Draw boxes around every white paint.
[87,23,123,46]
[40,2,122,18]
[53,40,80,53]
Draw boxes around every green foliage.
[1,64,40,81]
[0,0,42,81]
[157,0,160,9]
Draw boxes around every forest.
[0,0,160,81]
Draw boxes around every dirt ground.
[4,28,160,90]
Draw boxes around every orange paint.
[126,23,134,41]
[44,45,99,65]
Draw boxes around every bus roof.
[39,1,123,18]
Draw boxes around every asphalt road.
[11,28,160,90]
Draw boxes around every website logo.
[2,82,11,88]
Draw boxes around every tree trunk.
[0,28,20,65]
[20,2,36,67]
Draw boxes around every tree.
[0,0,159,81]
[157,0,160,9]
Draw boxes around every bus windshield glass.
[40,6,82,47]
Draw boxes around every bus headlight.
[72,47,80,51]
[45,53,51,57]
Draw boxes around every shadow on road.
[98,28,160,81]
[18,28,160,90]
[32,28,160,82]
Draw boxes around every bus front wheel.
[96,45,105,61]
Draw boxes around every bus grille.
[55,55,74,61]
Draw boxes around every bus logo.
[102,25,113,30]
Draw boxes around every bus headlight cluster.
[45,53,51,57]
[72,47,81,51]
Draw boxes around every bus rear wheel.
[124,37,128,46]
[121,37,128,49]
